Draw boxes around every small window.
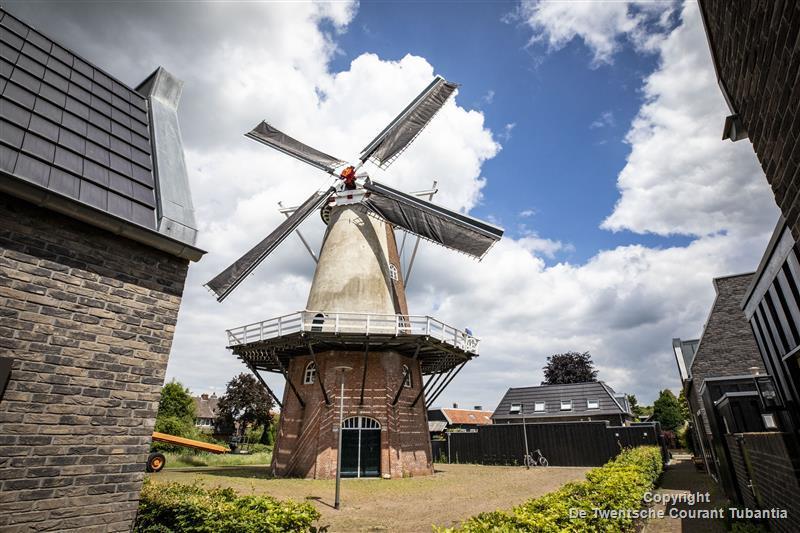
[509,403,522,414]
[402,365,412,388]
[587,399,600,409]
[534,401,545,412]
[303,361,316,385]
[560,400,572,411]
[389,264,399,281]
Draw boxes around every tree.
[627,394,643,417]
[652,389,685,430]
[153,380,198,451]
[678,389,691,421]
[542,351,598,385]
[215,373,274,438]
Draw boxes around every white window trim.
[587,399,600,410]
[560,400,572,411]
[509,403,522,414]
[389,264,399,281]
[534,401,546,412]
[303,361,316,385]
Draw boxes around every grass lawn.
[163,450,272,469]
[149,463,589,532]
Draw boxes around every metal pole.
[522,410,530,465]
[335,374,344,510]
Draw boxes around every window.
[560,400,572,411]
[534,401,545,412]
[303,361,316,385]
[587,399,600,409]
[509,403,522,414]
[402,365,412,388]
[389,264,399,281]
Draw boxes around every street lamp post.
[334,365,352,510]
[521,405,530,468]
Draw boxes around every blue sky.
[14,1,778,406]
[329,1,690,263]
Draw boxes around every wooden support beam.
[391,366,410,406]
[426,362,467,408]
[307,343,331,406]
[244,359,282,409]
[265,349,305,409]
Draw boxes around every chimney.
[474,405,482,411]
[452,402,458,409]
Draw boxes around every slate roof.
[0,8,202,260]
[0,8,156,225]
[491,381,632,421]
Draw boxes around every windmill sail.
[246,121,347,174]
[206,187,336,301]
[362,180,503,259]
[359,76,458,169]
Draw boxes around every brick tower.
[206,76,503,479]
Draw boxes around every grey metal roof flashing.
[0,7,203,261]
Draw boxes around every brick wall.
[690,274,765,435]
[272,349,432,479]
[0,193,189,532]
[700,1,800,240]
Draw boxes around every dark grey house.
[0,7,203,531]
[492,381,634,426]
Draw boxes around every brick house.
[427,404,493,432]
[193,393,219,430]
[0,7,202,532]
[491,381,634,426]
[671,274,768,503]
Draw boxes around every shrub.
[135,479,321,532]
[439,446,664,533]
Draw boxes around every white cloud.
[590,110,615,129]
[18,1,778,411]
[516,0,674,66]
[519,209,536,218]
[601,4,777,237]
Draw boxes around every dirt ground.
[150,463,589,532]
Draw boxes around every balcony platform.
[227,311,479,375]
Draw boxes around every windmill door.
[341,416,381,478]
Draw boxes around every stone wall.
[690,274,765,435]
[700,0,800,239]
[271,349,432,479]
[0,193,189,532]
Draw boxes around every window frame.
[560,399,573,411]
[509,403,522,414]
[303,361,316,385]
[587,399,600,410]
[402,364,412,388]
[389,263,399,281]
[533,401,546,412]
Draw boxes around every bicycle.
[524,448,549,468]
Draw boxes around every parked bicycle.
[524,448,549,468]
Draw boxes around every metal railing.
[226,310,480,353]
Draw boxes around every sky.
[10,0,779,408]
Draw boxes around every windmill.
[208,76,504,479]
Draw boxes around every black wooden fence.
[441,422,664,467]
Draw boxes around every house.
[491,382,634,426]
[194,393,219,430]
[0,7,202,531]
[428,404,493,433]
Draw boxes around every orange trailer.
[146,431,230,472]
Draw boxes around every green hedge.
[439,446,663,533]
[135,480,321,532]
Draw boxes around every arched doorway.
[340,416,381,478]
